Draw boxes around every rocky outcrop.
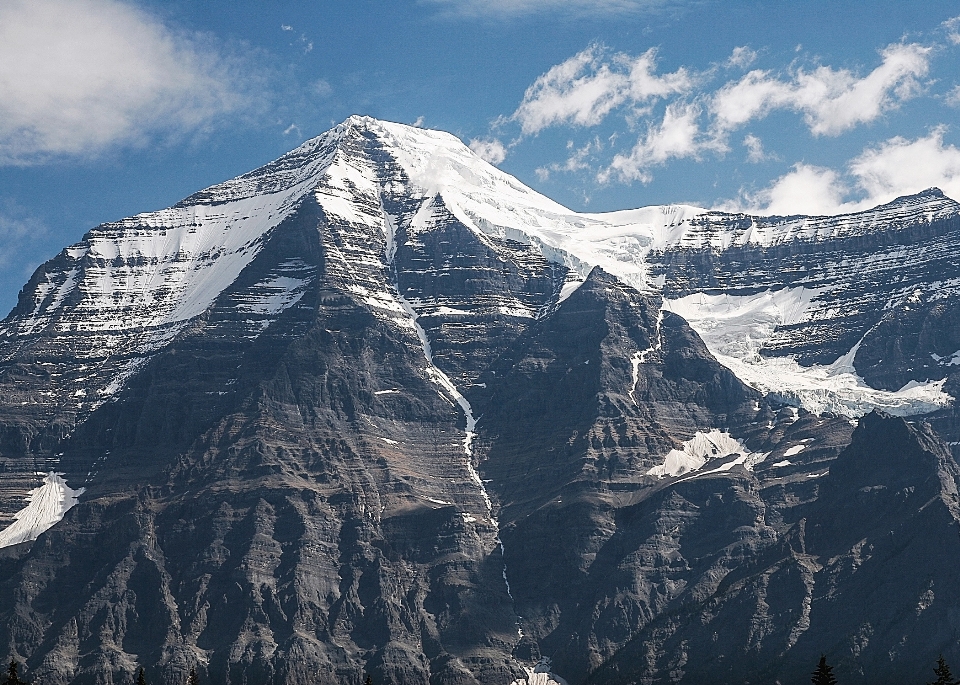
[576,412,960,685]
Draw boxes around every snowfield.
[0,472,85,548]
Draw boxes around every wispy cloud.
[727,46,758,69]
[0,0,254,165]
[422,0,682,18]
[536,137,603,180]
[0,201,49,275]
[512,45,693,135]
[942,16,960,45]
[743,134,776,163]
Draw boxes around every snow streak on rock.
[629,308,664,406]
[0,473,85,548]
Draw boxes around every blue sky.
[1,0,960,315]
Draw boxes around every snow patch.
[771,460,792,467]
[510,659,569,685]
[783,444,807,457]
[647,430,766,478]
[0,473,85,548]
[932,350,960,366]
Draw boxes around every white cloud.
[943,16,960,45]
[602,102,705,183]
[711,43,931,137]
[0,0,249,164]
[738,164,851,216]
[849,127,960,204]
[422,0,675,18]
[727,46,758,69]
[946,85,960,108]
[469,137,508,164]
[512,45,692,135]
[726,129,960,216]
[743,134,775,163]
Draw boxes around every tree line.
[2,656,958,684]
[809,654,959,685]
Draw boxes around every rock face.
[0,117,959,684]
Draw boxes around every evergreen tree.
[811,655,838,685]
[929,655,960,685]
[136,668,147,685]
[186,667,199,685]
[4,660,25,685]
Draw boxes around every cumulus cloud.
[734,164,851,215]
[711,43,931,137]
[0,0,249,164]
[512,45,693,135]
[850,127,960,203]
[469,138,508,164]
[727,129,960,215]
[602,102,707,183]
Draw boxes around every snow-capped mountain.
[1,117,960,685]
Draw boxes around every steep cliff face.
[0,117,959,685]
[578,411,960,685]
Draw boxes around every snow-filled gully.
[382,208,518,608]
[629,308,664,406]
[381,209,565,685]
[396,296,565,683]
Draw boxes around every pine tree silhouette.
[3,660,26,685]
[929,655,960,685]
[186,667,199,685]
[136,667,147,685]
[811,655,838,685]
